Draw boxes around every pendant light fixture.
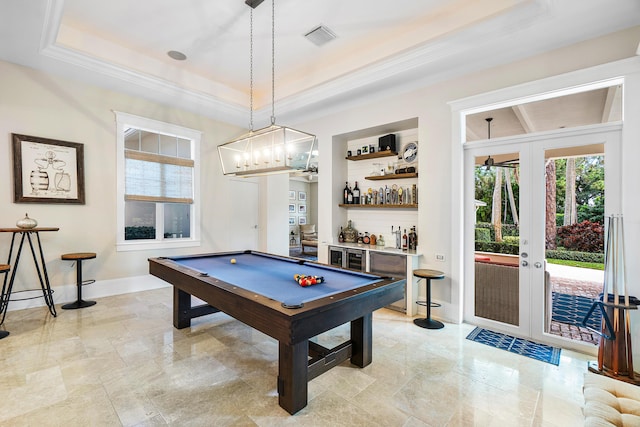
[218,0,317,177]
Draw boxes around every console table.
[0,227,59,325]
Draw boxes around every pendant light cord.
[271,0,276,125]
[249,8,254,131]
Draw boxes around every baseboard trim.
[4,274,170,313]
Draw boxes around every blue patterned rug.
[466,327,561,365]
[552,292,601,330]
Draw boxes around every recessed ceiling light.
[167,50,187,61]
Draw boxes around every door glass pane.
[125,201,156,240]
[164,203,190,238]
[544,147,605,346]
[465,85,622,143]
[474,152,520,325]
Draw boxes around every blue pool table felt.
[173,253,382,307]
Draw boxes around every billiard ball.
[230,258,236,264]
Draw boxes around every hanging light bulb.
[217,0,317,177]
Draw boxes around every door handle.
[521,260,529,267]
[534,262,542,268]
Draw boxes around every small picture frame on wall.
[289,217,296,226]
[298,217,307,225]
[12,133,85,204]
[298,204,306,214]
[289,190,296,200]
[298,191,306,201]
[288,204,296,213]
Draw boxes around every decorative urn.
[16,213,38,229]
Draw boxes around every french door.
[464,125,621,351]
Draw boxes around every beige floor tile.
[0,288,592,426]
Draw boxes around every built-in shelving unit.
[365,172,417,180]
[346,150,397,161]
[338,204,417,209]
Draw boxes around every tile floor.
[0,287,591,426]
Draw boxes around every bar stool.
[0,264,9,339]
[61,252,96,310]
[413,269,445,329]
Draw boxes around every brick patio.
[549,274,603,346]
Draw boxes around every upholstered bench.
[583,372,640,426]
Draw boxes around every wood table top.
[0,227,60,233]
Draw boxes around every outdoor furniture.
[300,224,318,254]
[474,259,519,325]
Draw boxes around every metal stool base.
[0,330,9,339]
[62,299,96,310]
[413,318,444,329]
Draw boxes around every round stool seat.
[61,252,96,261]
[413,269,445,280]
[61,252,97,310]
[413,269,445,330]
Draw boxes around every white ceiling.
[0,0,639,132]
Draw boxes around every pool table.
[149,250,404,414]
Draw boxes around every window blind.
[125,150,194,204]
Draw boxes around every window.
[115,112,201,251]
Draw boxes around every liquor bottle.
[409,226,417,250]
[347,185,353,204]
[402,229,408,250]
[338,226,344,243]
[353,181,360,204]
[343,182,349,204]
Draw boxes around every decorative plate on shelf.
[402,142,418,163]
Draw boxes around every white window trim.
[115,111,201,251]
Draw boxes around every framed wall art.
[289,190,296,200]
[298,216,307,225]
[12,134,85,204]
[298,191,306,201]
[298,204,306,214]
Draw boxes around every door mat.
[466,327,561,365]
[552,292,601,330]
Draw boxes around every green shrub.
[475,222,519,240]
[475,241,519,255]
[545,249,604,263]
[125,226,155,240]
[503,236,519,245]
[475,228,491,242]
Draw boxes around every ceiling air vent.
[304,25,337,46]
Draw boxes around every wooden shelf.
[346,150,397,161]
[338,204,418,209]
[365,172,417,181]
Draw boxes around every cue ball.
[230,258,236,264]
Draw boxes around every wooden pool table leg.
[278,340,308,414]
[173,287,191,329]
[350,313,373,367]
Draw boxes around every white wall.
[2,24,640,340]
[298,26,640,327]
[0,60,248,305]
